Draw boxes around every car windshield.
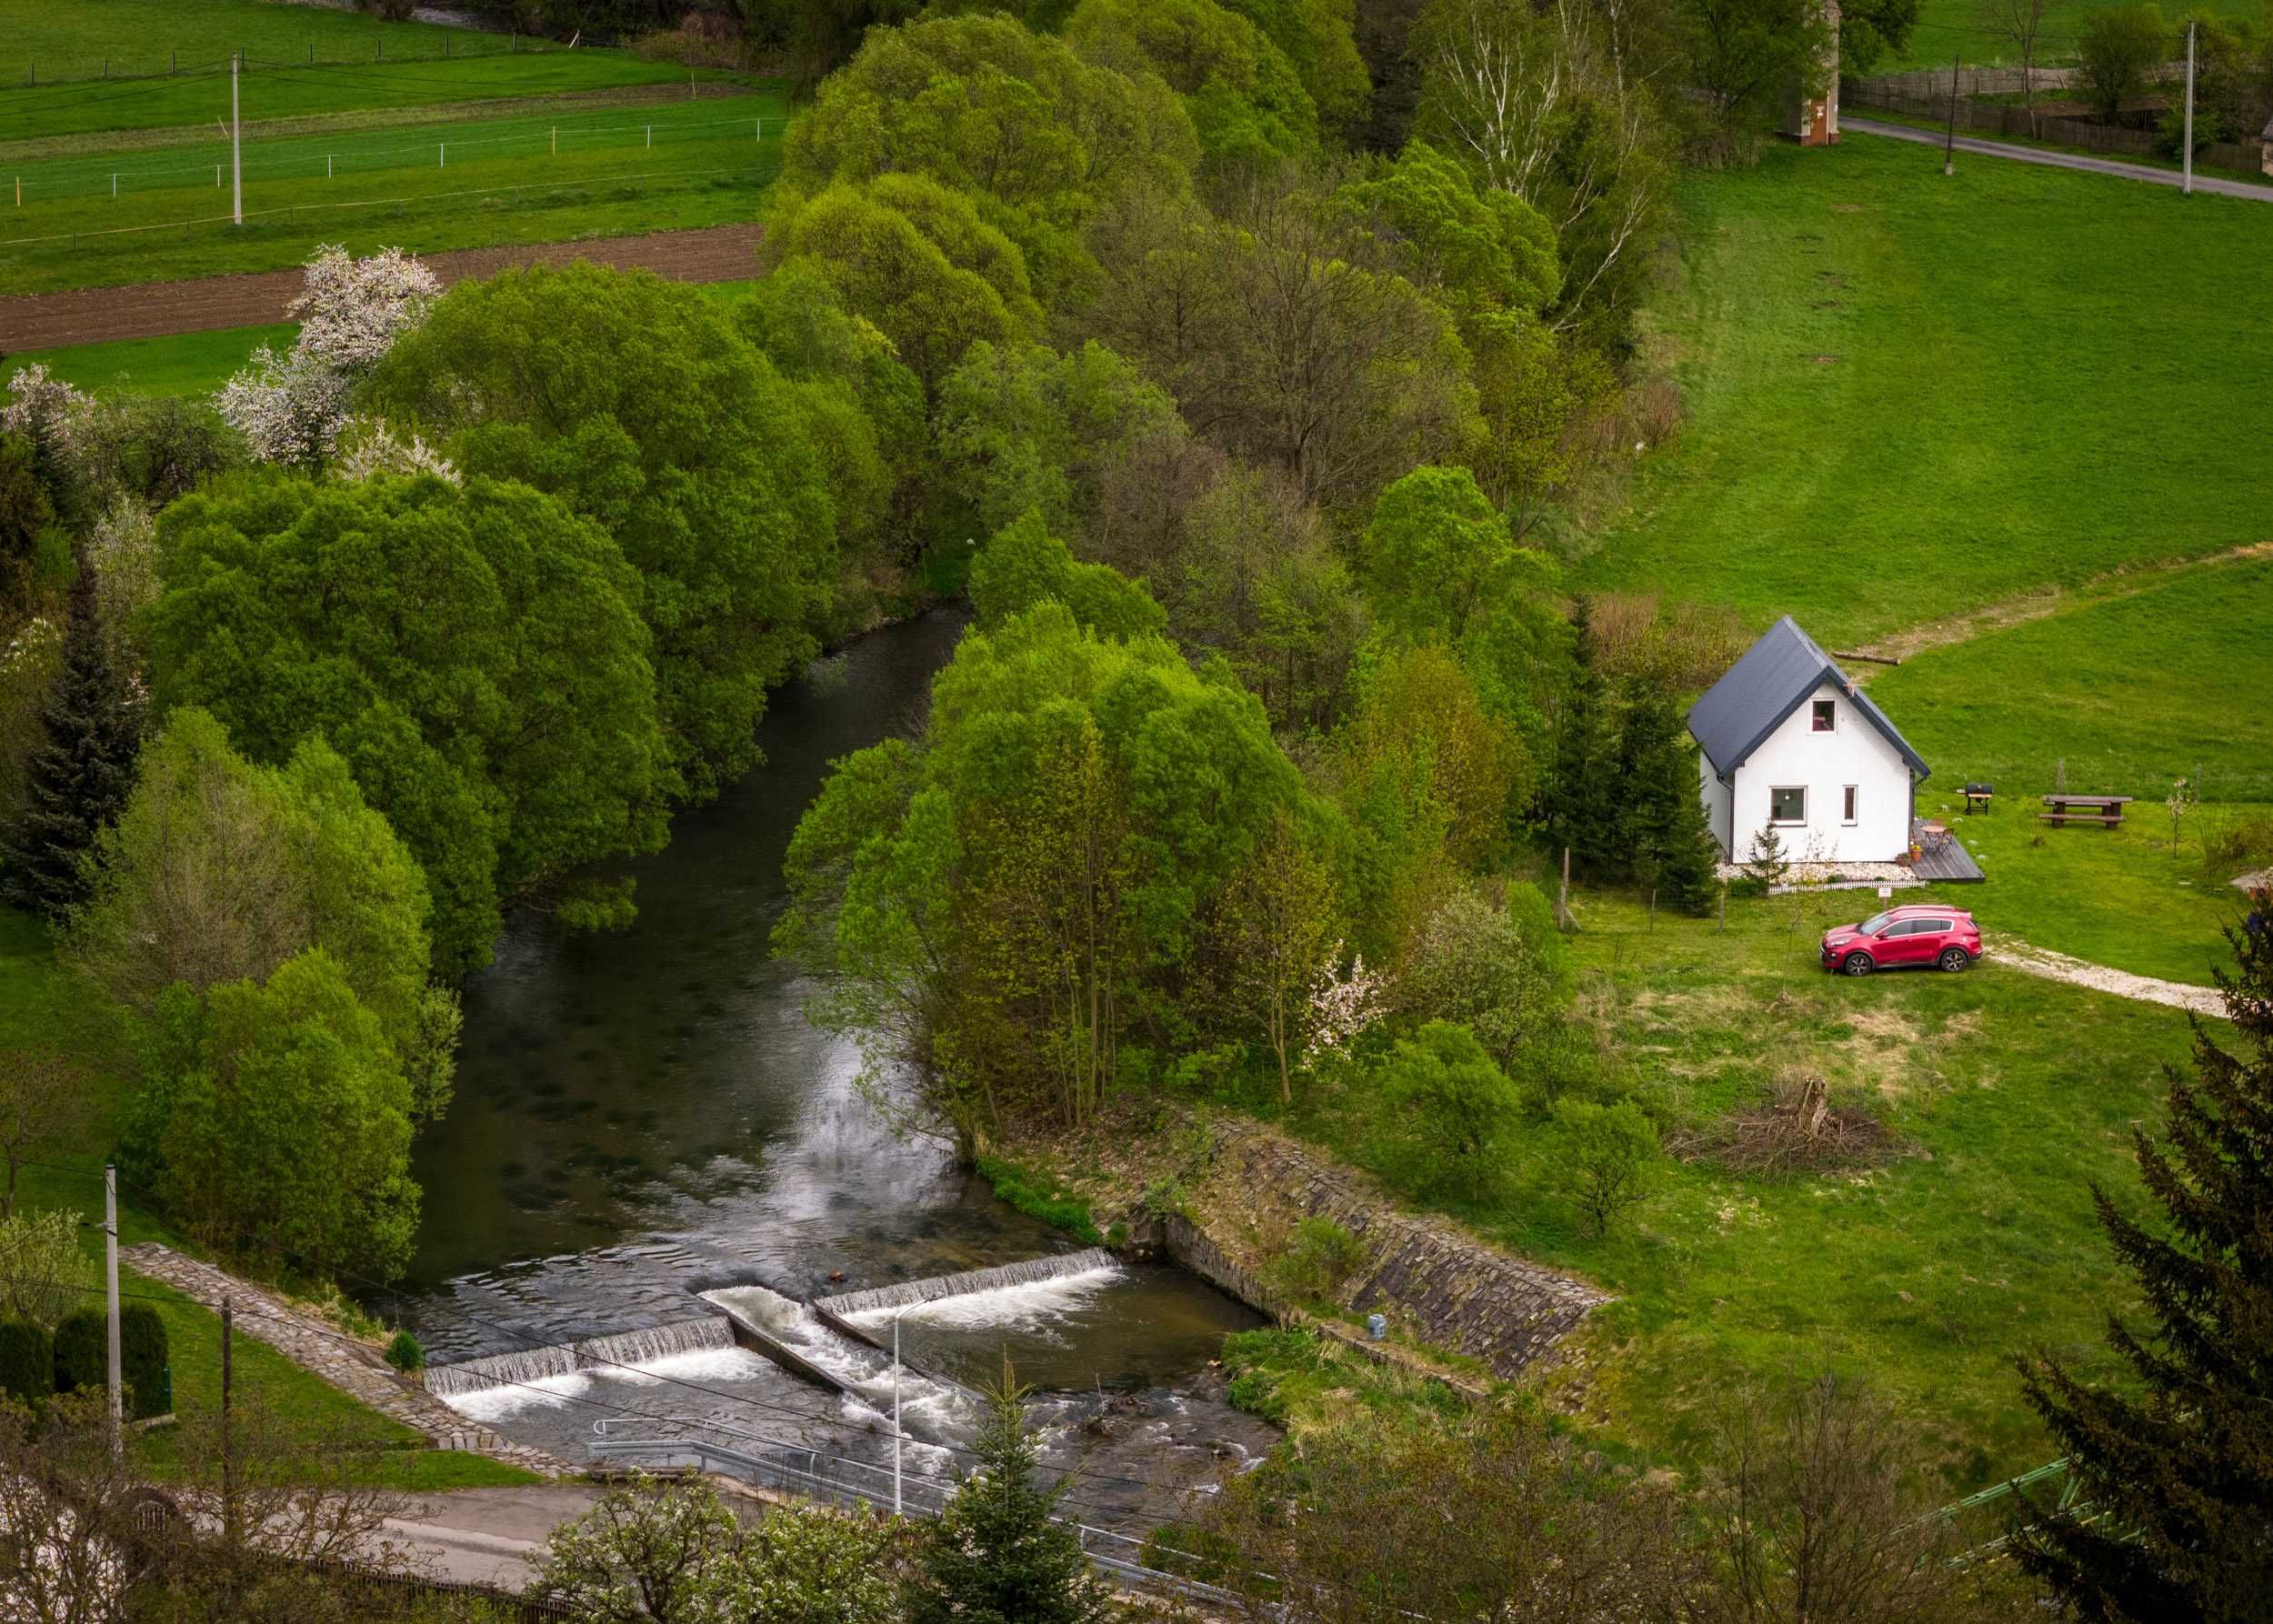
[1857,911,1893,935]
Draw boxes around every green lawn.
[1577,133,2273,651]
[1887,1,2262,71]
[0,2,709,138]
[0,912,534,1491]
[1281,887,2214,1482]
[1910,796,2264,984]
[1874,555,2273,807]
[3,95,785,292]
[2,324,291,395]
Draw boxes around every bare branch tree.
[1979,0,2053,133]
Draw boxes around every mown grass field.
[1283,888,2212,1480]
[0,911,534,1490]
[1887,1,2262,71]
[0,1,711,138]
[1,95,786,292]
[1577,133,2273,652]
[1873,555,2273,807]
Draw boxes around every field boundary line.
[1846,540,2273,678]
[0,164,766,249]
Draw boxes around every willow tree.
[777,602,1320,1147]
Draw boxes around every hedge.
[0,1318,55,1407]
[122,1303,170,1419]
[53,1307,107,1396]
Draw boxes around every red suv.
[1820,905,1982,977]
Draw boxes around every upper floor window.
[1812,700,1836,732]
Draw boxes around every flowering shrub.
[218,246,439,468]
[1305,944,1387,1065]
[334,417,460,486]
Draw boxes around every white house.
[1687,617,1928,865]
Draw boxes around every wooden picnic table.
[2040,794,2134,829]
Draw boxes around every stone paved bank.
[123,1244,569,1479]
[1144,1125,1609,1383]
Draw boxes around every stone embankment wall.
[1148,1126,1609,1384]
[124,1244,569,1478]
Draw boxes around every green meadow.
[1577,133,2273,652]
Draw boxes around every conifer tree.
[2013,893,2273,1620]
[1614,687,1720,914]
[4,550,141,920]
[908,1364,1116,1624]
[1540,598,1618,878]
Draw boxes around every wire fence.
[5,35,613,92]
[6,113,782,206]
[0,160,777,253]
[1842,79,2268,175]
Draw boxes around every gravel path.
[123,1243,571,1479]
[0,222,761,350]
[1990,937,2225,1016]
[1844,118,2273,203]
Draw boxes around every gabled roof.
[1686,616,1929,782]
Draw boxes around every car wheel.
[1841,951,1874,977]
[1938,947,1971,973]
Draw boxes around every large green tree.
[2014,903,2273,1620]
[1066,0,1322,163]
[149,473,666,973]
[779,12,1200,312]
[368,265,836,804]
[4,551,142,921]
[779,600,1318,1145]
[133,948,418,1279]
[65,707,458,1121]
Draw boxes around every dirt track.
[0,222,762,351]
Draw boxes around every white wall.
[1698,752,1733,856]
[1724,680,1915,863]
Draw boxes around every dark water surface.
[391,612,1267,1511]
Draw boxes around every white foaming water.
[701,1286,975,1438]
[849,1262,1126,1342]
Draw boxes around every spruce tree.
[1541,598,1619,879]
[2013,893,2273,1621]
[909,1365,1116,1624]
[1614,687,1721,914]
[5,549,141,920]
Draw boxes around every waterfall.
[815,1248,1122,1318]
[426,1314,736,1399]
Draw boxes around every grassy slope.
[1886,2,2260,71]
[3,95,785,293]
[0,3,708,137]
[1292,887,2206,1480]
[0,912,533,1490]
[1577,133,2273,651]
[1875,556,2273,807]
[3,278,760,396]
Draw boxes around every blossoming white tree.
[217,245,440,467]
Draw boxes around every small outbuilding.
[1687,616,1928,865]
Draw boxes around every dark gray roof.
[1687,616,1929,782]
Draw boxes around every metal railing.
[585,1415,1250,1606]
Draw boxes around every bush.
[0,1210,97,1328]
[1405,887,1569,1076]
[0,1319,54,1407]
[386,1329,426,1374]
[2201,807,2273,879]
[52,1307,105,1397]
[1266,1217,1367,1304]
[1373,1021,1524,1200]
[1548,1097,1660,1238]
[120,1304,168,1419]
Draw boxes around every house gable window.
[1770,786,1807,825]
[1812,700,1836,732]
[1842,786,1858,825]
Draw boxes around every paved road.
[1844,117,2273,203]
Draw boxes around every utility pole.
[103,1165,122,1456]
[2182,20,2197,195]
[230,51,243,226]
[1943,53,1961,175]
[221,1300,236,1546]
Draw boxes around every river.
[388,610,1269,1526]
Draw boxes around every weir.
[424,1314,736,1399]
[814,1248,1122,1318]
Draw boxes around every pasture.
[1,95,786,291]
[0,0,713,139]
[1577,133,2273,651]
